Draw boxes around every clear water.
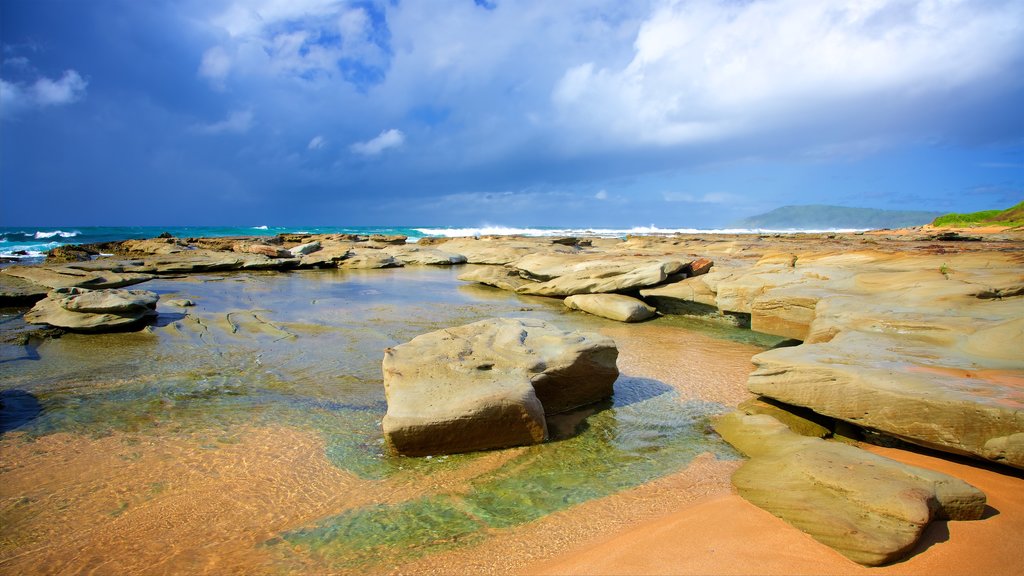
[0,266,773,573]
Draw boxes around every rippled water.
[0,266,780,574]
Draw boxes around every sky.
[1,0,1023,228]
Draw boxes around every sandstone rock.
[369,234,408,245]
[457,266,535,292]
[296,241,351,268]
[288,240,322,257]
[564,294,656,323]
[430,239,539,265]
[715,412,986,566]
[639,275,719,313]
[684,257,714,276]
[0,273,49,307]
[381,318,618,456]
[3,266,155,290]
[165,299,195,307]
[233,242,291,258]
[25,287,159,332]
[118,238,190,255]
[736,397,830,439]
[337,249,401,269]
[46,244,99,263]
[748,325,1024,469]
[517,260,685,297]
[382,245,467,266]
[120,251,250,273]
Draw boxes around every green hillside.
[734,205,942,230]
[931,201,1024,228]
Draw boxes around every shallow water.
[0,266,778,574]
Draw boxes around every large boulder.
[24,287,159,332]
[563,294,656,323]
[381,318,618,456]
[715,412,986,566]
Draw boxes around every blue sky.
[1,0,1022,227]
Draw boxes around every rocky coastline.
[2,226,1022,571]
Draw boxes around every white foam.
[34,230,80,239]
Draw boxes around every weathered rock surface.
[165,299,195,307]
[46,244,99,263]
[382,245,467,266]
[0,273,49,306]
[456,267,535,292]
[25,287,159,332]
[381,318,618,456]
[233,242,292,258]
[437,240,543,265]
[715,412,986,566]
[516,259,686,297]
[3,265,155,290]
[564,294,656,323]
[288,240,322,257]
[748,320,1024,469]
[337,249,401,269]
[639,275,719,312]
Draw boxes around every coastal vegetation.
[931,200,1024,228]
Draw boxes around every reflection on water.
[0,266,769,574]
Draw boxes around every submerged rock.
[715,412,986,567]
[25,287,159,332]
[563,293,656,323]
[381,318,618,456]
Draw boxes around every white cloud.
[214,0,342,38]
[594,189,608,200]
[350,128,405,155]
[552,0,1024,149]
[199,46,232,88]
[1,69,88,117]
[308,135,326,150]
[204,0,388,84]
[193,109,254,134]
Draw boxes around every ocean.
[0,224,865,260]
